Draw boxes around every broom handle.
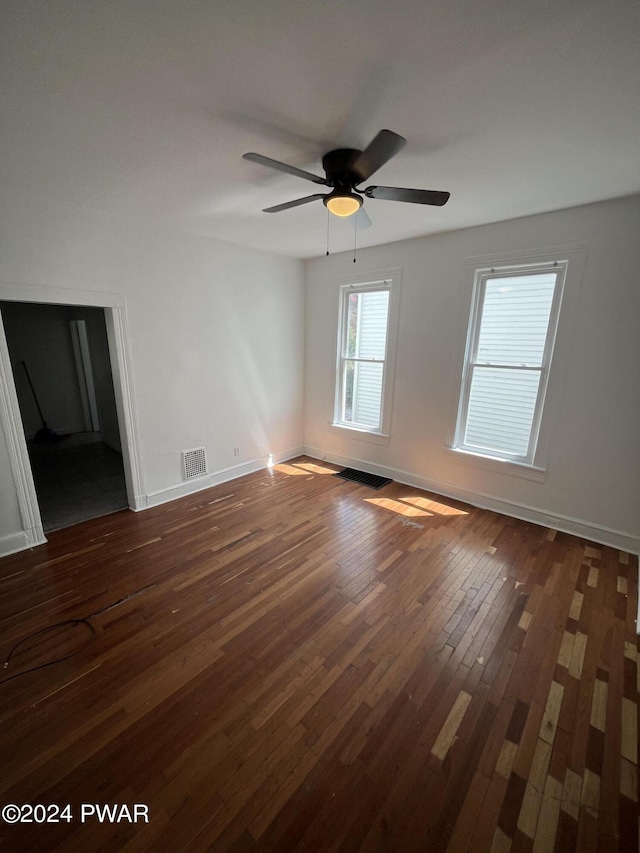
[21,361,47,427]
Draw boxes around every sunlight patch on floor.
[364,497,432,517]
[273,463,312,476]
[294,462,337,475]
[400,495,468,516]
[274,461,337,476]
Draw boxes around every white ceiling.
[1,0,639,259]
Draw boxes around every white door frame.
[0,283,146,552]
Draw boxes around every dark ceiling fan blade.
[263,194,326,213]
[364,185,450,206]
[350,130,407,183]
[243,152,327,185]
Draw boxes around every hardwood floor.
[0,456,637,851]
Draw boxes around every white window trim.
[330,268,401,442]
[446,244,586,477]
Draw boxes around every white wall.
[0,191,304,553]
[2,191,638,557]
[304,195,640,552]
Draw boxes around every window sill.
[444,446,547,482]
[330,423,391,446]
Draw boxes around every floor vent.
[334,468,392,490]
[182,446,208,480]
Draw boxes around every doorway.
[2,302,128,533]
[0,288,145,550]
[2,303,127,532]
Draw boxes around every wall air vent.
[182,446,208,480]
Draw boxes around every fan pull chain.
[353,214,358,263]
[326,210,330,256]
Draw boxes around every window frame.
[332,270,400,441]
[452,255,572,471]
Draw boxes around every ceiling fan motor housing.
[322,148,362,188]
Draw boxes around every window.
[453,258,568,467]
[333,272,399,437]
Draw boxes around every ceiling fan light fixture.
[324,192,362,217]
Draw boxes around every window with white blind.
[333,273,399,438]
[453,259,568,467]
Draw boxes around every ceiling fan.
[243,129,450,218]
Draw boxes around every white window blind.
[348,290,388,428]
[334,274,399,436]
[454,262,566,465]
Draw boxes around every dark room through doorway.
[1,301,128,532]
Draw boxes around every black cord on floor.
[0,618,96,686]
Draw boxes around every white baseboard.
[0,529,46,559]
[144,446,305,509]
[304,444,640,557]
[1,443,637,631]
[0,446,304,554]
[0,531,29,558]
[25,426,76,441]
[23,430,121,450]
